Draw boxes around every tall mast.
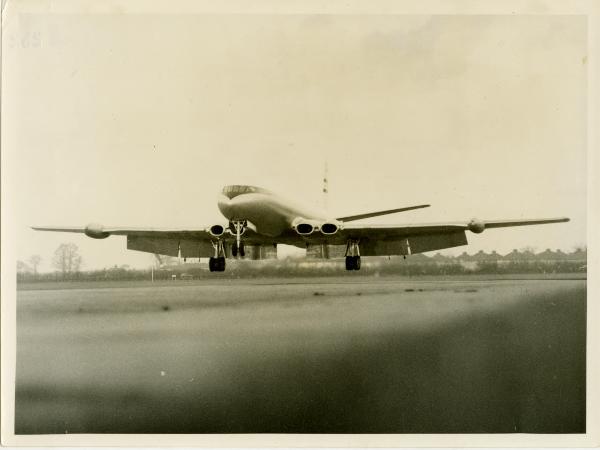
[322,161,329,212]
[321,161,330,259]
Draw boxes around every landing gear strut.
[230,220,246,258]
[209,241,226,272]
[345,239,361,271]
[231,242,245,257]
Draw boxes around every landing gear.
[209,241,226,272]
[230,220,246,258]
[209,256,226,272]
[345,239,361,271]
[231,242,245,257]
[345,255,361,270]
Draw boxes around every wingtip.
[31,226,51,231]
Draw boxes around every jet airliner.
[33,185,569,272]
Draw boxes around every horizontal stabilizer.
[337,204,430,222]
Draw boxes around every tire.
[345,256,354,271]
[354,256,361,270]
[231,243,238,257]
[208,257,215,272]
[239,243,245,257]
[218,257,226,272]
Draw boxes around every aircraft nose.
[217,194,235,219]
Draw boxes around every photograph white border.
[2,0,598,447]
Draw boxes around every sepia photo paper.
[1,0,599,447]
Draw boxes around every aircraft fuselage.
[217,185,330,237]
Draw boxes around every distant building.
[244,244,278,260]
[489,250,502,260]
[503,249,531,262]
[306,244,345,259]
[471,250,491,262]
[569,248,587,261]
[535,249,562,261]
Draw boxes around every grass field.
[15,276,586,433]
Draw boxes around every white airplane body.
[34,185,569,272]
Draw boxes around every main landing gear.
[209,219,247,272]
[209,241,226,272]
[345,239,361,271]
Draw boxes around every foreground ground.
[15,275,586,433]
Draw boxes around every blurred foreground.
[16,276,585,433]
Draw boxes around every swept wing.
[32,217,569,258]
[31,225,261,258]
[333,217,569,255]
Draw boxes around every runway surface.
[15,276,586,433]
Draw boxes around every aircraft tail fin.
[337,204,430,222]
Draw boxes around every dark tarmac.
[15,276,586,434]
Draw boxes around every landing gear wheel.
[210,241,227,272]
[239,243,245,257]
[345,256,354,271]
[209,256,226,272]
[345,255,361,271]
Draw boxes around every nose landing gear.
[230,220,246,258]
[345,239,361,271]
[231,242,245,257]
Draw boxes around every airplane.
[33,184,570,272]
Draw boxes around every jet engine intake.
[292,218,317,235]
[84,223,110,239]
[468,219,486,234]
[295,223,315,235]
[208,224,226,237]
[320,222,339,235]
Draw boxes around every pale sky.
[3,12,587,271]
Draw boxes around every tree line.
[16,243,587,283]
[17,243,82,280]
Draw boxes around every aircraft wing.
[32,226,215,239]
[339,217,570,237]
[31,225,264,258]
[33,216,569,258]
[334,217,569,255]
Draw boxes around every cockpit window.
[222,185,270,199]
